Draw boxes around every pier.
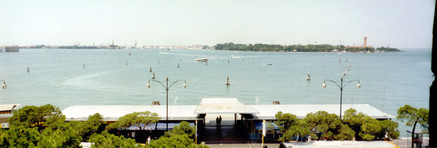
[62,98,394,144]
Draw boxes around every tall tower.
[363,37,367,47]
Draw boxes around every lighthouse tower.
[363,37,367,47]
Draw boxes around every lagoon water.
[0,48,432,136]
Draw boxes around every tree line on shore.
[0,104,427,147]
[0,104,207,148]
[214,42,400,52]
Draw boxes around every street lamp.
[147,76,186,131]
[322,76,360,119]
[1,80,6,89]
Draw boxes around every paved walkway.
[391,138,429,148]
[202,125,248,144]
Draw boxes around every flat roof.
[62,99,394,121]
[249,104,394,120]
[0,104,20,112]
[63,105,198,121]
[194,98,259,114]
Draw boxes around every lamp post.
[147,76,186,131]
[1,80,7,89]
[322,76,360,119]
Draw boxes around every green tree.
[283,120,312,142]
[170,121,195,137]
[146,121,208,148]
[68,113,103,141]
[397,105,429,148]
[343,108,399,140]
[379,119,400,140]
[334,124,355,140]
[0,126,40,147]
[38,124,82,148]
[9,104,64,131]
[275,111,300,141]
[358,119,381,140]
[304,111,354,140]
[275,111,298,131]
[89,131,140,148]
[106,111,159,131]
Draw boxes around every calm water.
[0,48,432,136]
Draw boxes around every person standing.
[218,115,222,127]
[216,116,219,127]
[147,136,151,144]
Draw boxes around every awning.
[194,98,259,114]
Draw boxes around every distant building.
[346,36,373,49]
[1,46,20,52]
[363,36,367,47]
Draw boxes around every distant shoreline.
[214,42,401,53]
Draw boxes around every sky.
[0,0,435,49]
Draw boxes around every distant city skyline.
[0,0,434,49]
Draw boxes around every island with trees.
[214,42,400,52]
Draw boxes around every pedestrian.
[219,115,222,127]
[147,136,151,144]
[216,116,219,127]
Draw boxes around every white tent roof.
[194,98,259,114]
[0,104,20,112]
[63,105,198,121]
[249,104,394,120]
[62,99,394,121]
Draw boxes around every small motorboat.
[196,58,208,62]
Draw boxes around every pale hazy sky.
[0,0,434,49]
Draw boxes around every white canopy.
[194,98,259,114]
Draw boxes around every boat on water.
[196,58,208,62]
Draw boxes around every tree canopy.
[397,105,429,148]
[274,109,400,141]
[376,47,401,52]
[146,121,208,148]
[1,104,105,147]
[343,108,399,140]
[305,111,354,140]
[214,42,384,52]
[106,111,159,131]
[89,131,139,148]
[9,104,64,131]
